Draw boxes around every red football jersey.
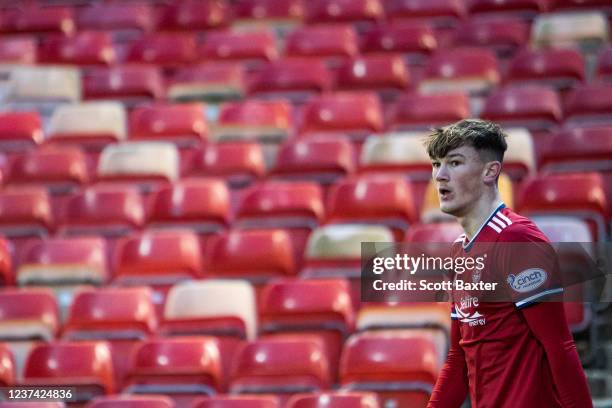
[449,203,564,408]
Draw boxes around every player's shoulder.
[494,207,550,243]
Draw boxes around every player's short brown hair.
[424,119,508,162]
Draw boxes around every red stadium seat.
[299,92,384,141]
[128,103,207,148]
[539,126,612,173]
[125,337,223,401]
[192,395,280,408]
[326,176,417,241]
[390,92,470,131]
[157,0,231,31]
[339,330,441,408]
[384,0,466,25]
[564,84,612,126]
[481,86,562,131]
[506,48,585,90]
[0,288,59,341]
[23,342,114,400]
[58,185,144,238]
[0,344,14,386]
[359,23,437,63]
[148,178,230,236]
[334,55,410,99]
[0,403,65,408]
[0,238,12,286]
[113,229,204,286]
[287,392,380,408]
[76,4,154,33]
[517,173,609,240]
[126,33,198,68]
[305,0,384,25]
[0,7,75,35]
[38,31,115,66]
[285,24,359,66]
[167,63,245,103]
[63,287,156,390]
[452,17,529,57]
[270,137,355,185]
[0,112,43,153]
[468,0,546,19]
[248,59,332,103]
[213,100,292,144]
[229,335,332,399]
[420,48,500,96]
[0,37,36,64]
[7,147,88,193]
[190,142,266,189]
[199,30,278,68]
[597,46,612,82]
[83,65,164,105]
[17,236,108,287]
[86,395,174,408]
[0,187,52,238]
[204,229,295,283]
[550,0,612,11]
[234,0,305,22]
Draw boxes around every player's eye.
[450,160,461,167]
[432,161,440,168]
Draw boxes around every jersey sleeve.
[495,222,564,309]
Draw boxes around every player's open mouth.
[439,187,452,200]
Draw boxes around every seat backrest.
[287,392,380,408]
[85,395,174,408]
[0,111,42,152]
[0,187,53,238]
[0,288,59,341]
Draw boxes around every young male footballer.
[425,119,592,408]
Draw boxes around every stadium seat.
[419,48,500,97]
[229,335,332,401]
[305,0,384,25]
[85,395,174,408]
[326,175,417,241]
[284,24,359,66]
[270,137,355,185]
[203,229,295,283]
[124,337,223,402]
[97,142,179,192]
[76,3,155,33]
[38,31,115,66]
[564,84,612,126]
[157,0,231,31]
[46,102,127,152]
[192,395,280,408]
[359,23,437,64]
[0,36,36,64]
[384,0,466,26]
[597,46,612,82]
[126,33,198,68]
[247,59,332,104]
[517,172,608,240]
[167,63,245,103]
[299,92,384,142]
[390,92,470,131]
[0,187,53,238]
[63,287,157,390]
[505,48,585,90]
[0,6,75,35]
[233,0,304,35]
[113,229,204,287]
[0,112,43,153]
[189,142,266,189]
[147,178,230,238]
[0,403,64,408]
[531,11,609,51]
[480,86,562,132]
[128,103,207,148]
[23,341,114,400]
[452,17,529,57]
[334,55,410,99]
[0,238,11,286]
[213,100,292,145]
[83,65,164,105]
[57,185,144,238]
[287,392,380,408]
[199,30,278,68]
[339,330,442,408]
[468,0,545,19]
[538,126,612,173]
[7,146,88,194]
[0,344,14,386]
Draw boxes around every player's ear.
[483,161,502,184]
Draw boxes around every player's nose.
[434,163,450,182]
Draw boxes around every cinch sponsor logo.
[507,268,547,293]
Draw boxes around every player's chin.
[439,202,459,216]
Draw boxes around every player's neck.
[459,193,503,241]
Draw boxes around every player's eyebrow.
[445,153,466,159]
